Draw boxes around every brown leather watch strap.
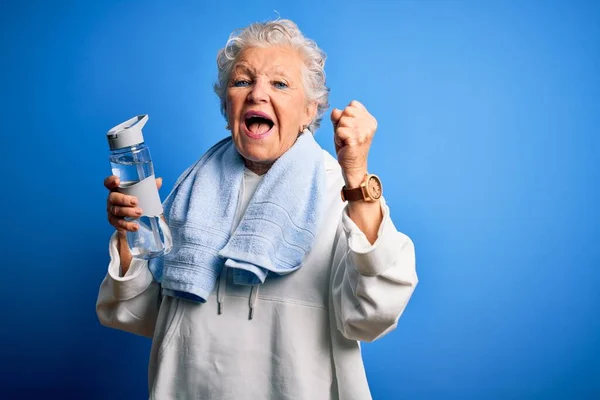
[341,186,365,202]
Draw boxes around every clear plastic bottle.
[107,115,172,259]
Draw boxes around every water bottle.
[107,114,172,259]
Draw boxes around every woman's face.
[226,46,317,169]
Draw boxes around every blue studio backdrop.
[1,0,598,399]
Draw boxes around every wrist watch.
[341,173,383,202]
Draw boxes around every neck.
[244,159,273,176]
[242,132,307,175]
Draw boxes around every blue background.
[1,0,598,399]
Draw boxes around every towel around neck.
[148,131,326,303]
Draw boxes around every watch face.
[367,176,382,199]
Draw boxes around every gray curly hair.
[213,19,330,133]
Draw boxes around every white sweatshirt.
[96,150,418,400]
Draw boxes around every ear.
[303,101,318,128]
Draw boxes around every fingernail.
[135,208,143,215]
[131,198,137,206]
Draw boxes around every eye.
[233,79,251,87]
[273,81,288,89]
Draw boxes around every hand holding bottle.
[104,175,164,273]
[104,175,163,232]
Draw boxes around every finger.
[348,100,366,110]
[109,192,138,207]
[156,177,163,190]
[109,204,143,218]
[341,106,359,119]
[335,127,360,147]
[335,114,356,128]
[108,214,137,231]
[104,175,120,191]
[109,214,139,232]
[330,108,343,125]
[334,133,344,153]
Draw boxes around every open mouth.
[244,111,274,136]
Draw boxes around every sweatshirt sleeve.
[95,231,161,338]
[331,198,418,342]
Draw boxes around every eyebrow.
[232,63,254,74]
[232,63,293,80]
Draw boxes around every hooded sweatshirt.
[96,150,418,400]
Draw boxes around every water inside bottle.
[110,158,153,184]
[125,215,172,259]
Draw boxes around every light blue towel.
[149,131,325,303]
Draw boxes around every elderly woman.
[96,19,417,400]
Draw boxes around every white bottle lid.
[107,115,148,150]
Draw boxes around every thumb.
[330,108,343,126]
[156,177,163,190]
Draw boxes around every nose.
[247,77,269,104]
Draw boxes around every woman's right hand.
[104,175,163,231]
[104,175,163,274]
[104,175,144,233]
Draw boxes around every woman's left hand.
[331,100,378,188]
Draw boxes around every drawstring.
[248,285,259,320]
[217,266,227,315]
[217,266,259,320]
